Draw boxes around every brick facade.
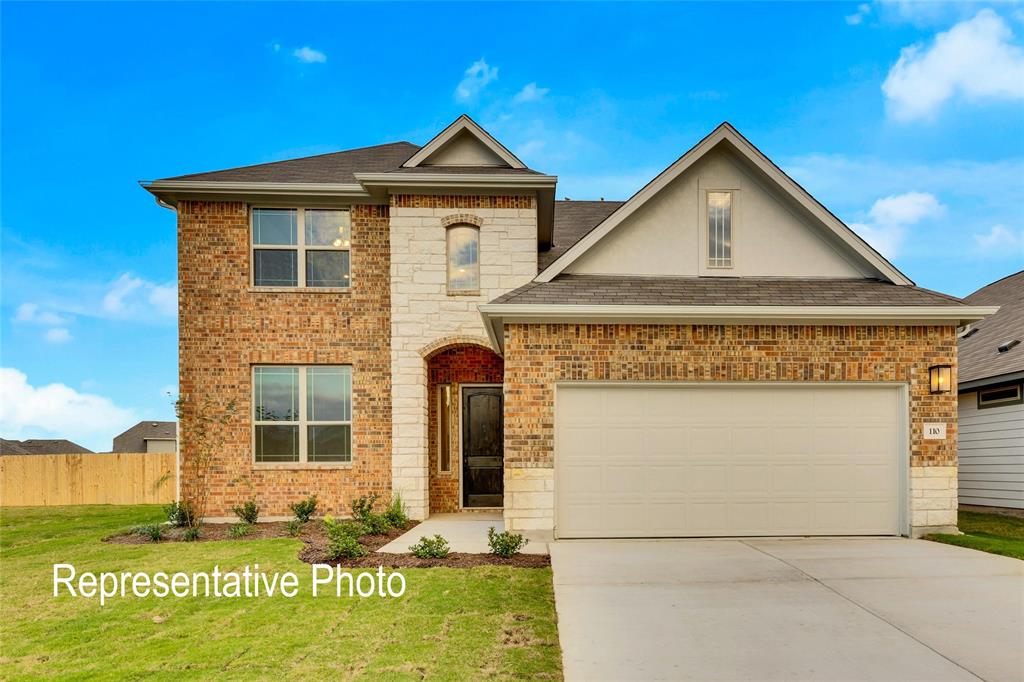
[177,200,392,518]
[426,344,505,513]
[502,323,959,535]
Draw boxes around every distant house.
[113,421,177,454]
[958,270,1024,511]
[0,439,93,455]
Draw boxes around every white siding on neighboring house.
[958,391,1024,509]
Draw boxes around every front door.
[462,386,503,508]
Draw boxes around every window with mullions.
[252,208,351,288]
[253,366,352,463]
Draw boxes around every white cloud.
[513,82,550,104]
[882,9,1024,121]
[973,224,1024,254]
[849,191,945,258]
[846,3,871,25]
[101,273,177,320]
[44,328,72,344]
[454,59,498,101]
[14,302,67,326]
[0,367,136,451]
[293,46,326,64]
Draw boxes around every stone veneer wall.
[389,195,537,519]
[502,323,959,536]
[427,345,505,513]
[177,201,392,518]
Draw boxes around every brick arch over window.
[440,213,484,228]
[420,335,496,360]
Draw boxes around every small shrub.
[164,501,195,528]
[183,527,201,542]
[350,493,380,522]
[285,519,303,537]
[360,512,392,536]
[229,522,253,539]
[382,493,409,529]
[323,515,366,540]
[487,527,528,557]
[231,499,259,525]
[135,524,165,542]
[328,533,368,559]
[290,495,318,523]
[409,535,451,559]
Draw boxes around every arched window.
[446,224,480,293]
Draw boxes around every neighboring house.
[113,421,178,454]
[957,270,1024,510]
[0,439,93,455]
[144,116,994,538]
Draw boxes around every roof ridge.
[966,269,1024,298]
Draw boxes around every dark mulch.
[106,517,550,567]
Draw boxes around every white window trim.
[250,207,351,290]
[445,224,481,295]
[702,189,736,271]
[437,384,453,475]
[252,365,353,466]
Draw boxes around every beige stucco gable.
[419,129,509,166]
[565,145,873,279]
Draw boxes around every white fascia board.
[144,180,370,199]
[535,124,914,286]
[355,173,557,190]
[402,115,527,169]
[480,303,998,328]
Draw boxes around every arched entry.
[424,342,504,513]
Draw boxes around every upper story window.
[446,224,480,293]
[252,208,351,288]
[707,191,733,268]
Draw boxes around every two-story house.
[145,116,994,539]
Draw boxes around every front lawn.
[926,510,1024,560]
[0,505,562,680]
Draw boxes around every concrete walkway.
[551,538,1024,681]
[378,512,549,554]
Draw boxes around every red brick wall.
[427,345,504,513]
[503,323,958,469]
[177,200,391,518]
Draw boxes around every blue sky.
[2,1,1022,450]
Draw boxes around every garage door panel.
[556,385,902,538]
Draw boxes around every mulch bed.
[105,518,550,568]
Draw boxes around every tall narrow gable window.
[707,191,733,268]
[254,366,352,463]
[252,208,350,288]
[447,225,480,293]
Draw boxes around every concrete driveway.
[551,538,1024,681]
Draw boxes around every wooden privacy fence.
[0,453,176,507]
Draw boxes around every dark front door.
[462,386,503,508]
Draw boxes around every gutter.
[478,303,1000,353]
[354,172,557,189]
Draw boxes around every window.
[437,384,452,473]
[707,191,733,268]
[978,383,1023,409]
[252,208,350,288]
[253,366,352,463]
[446,225,480,293]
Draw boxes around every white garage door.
[556,384,904,538]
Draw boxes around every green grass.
[0,505,562,680]
[927,510,1024,560]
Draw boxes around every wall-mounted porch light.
[929,365,952,394]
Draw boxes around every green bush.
[409,535,451,559]
[290,495,318,523]
[360,512,392,535]
[231,500,259,525]
[382,493,409,529]
[285,519,303,537]
[323,516,368,559]
[135,524,165,542]
[350,493,380,522]
[487,527,528,557]
[229,522,253,539]
[163,501,195,528]
[183,527,201,542]
[350,492,392,535]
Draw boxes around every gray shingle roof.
[159,142,420,184]
[0,439,93,455]
[960,270,1024,385]
[490,275,969,307]
[541,201,625,270]
[382,166,543,176]
[113,421,177,453]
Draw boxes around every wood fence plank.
[0,453,177,506]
